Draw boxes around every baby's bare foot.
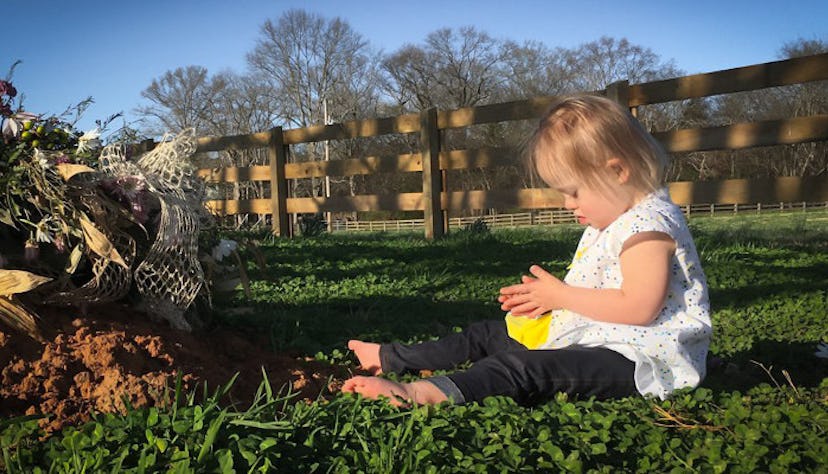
[341,376,449,406]
[341,376,410,406]
[348,340,382,375]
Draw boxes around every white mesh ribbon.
[54,130,209,330]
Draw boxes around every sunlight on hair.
[529,95,668,197]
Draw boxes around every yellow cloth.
[505,312,552,349]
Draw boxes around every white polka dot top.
[539,188,712,399]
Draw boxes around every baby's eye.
[556,186,577,197]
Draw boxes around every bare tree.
[136,66,228,135]
[246,9,380,128]
[566,36,680,92]
[380,45,434,112]
[766,39,828,176]
[499,40,574,100]
[203,71,278,136]
[710,38,827,178]
[246,9,383,205]
[200,72,284,227]
[381,27,510,206]
[382,27,506,111]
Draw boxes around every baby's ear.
[606,158,631,184]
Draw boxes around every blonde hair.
[528,95,668,195]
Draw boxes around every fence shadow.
[215,225,826,395]
[703,340,827,392]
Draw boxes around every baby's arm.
[499,232,674,326]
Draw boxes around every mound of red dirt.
[0,304,351,434]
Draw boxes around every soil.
[0,304,352,434]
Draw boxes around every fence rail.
[330,201,828,233]
[183,53,828,238]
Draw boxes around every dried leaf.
[65,244,84,274]
[79,214,128,269]
[55,163,95,181]
[0,208,16,228]
[0,269,53,296]
[0,296,44,342]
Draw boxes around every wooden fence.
[331,201,828,233]
[191,53,828,238]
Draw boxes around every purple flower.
[0,80,16,98]
[131,199,148,223]
[101,175,150,223]
[53,235,66,253]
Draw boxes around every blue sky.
[2,0,826,133]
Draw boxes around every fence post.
[605,80,630,108]
[420,107,445,239]
[268,127,290,237]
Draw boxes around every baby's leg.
[341,376,448,406]
[448,346,638,404]
[380,320,524,374]
[348,340,382,375]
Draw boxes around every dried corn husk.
[0,269,53,296]
[0,296,45,342]
[0,270,51,341]
[79,214,128,269]
[64,244,84,275]
[56,163,95,181]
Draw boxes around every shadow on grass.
[214,295,501,357]
[219,224,827,396]
[247,230,578,283]
[215,291,828,396]
[704,340,827,392]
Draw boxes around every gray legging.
[379,319,638,404]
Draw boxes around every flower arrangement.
[0,65,217,336]
[1,71,122,261]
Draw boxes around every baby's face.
[555,183,620,230]
[554,160,646,230]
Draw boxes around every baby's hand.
[497,294,522,314]
[498,265,563,318]
[499,277,538,316]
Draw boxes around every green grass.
[2,212,827,472]
[223,225,581,354]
